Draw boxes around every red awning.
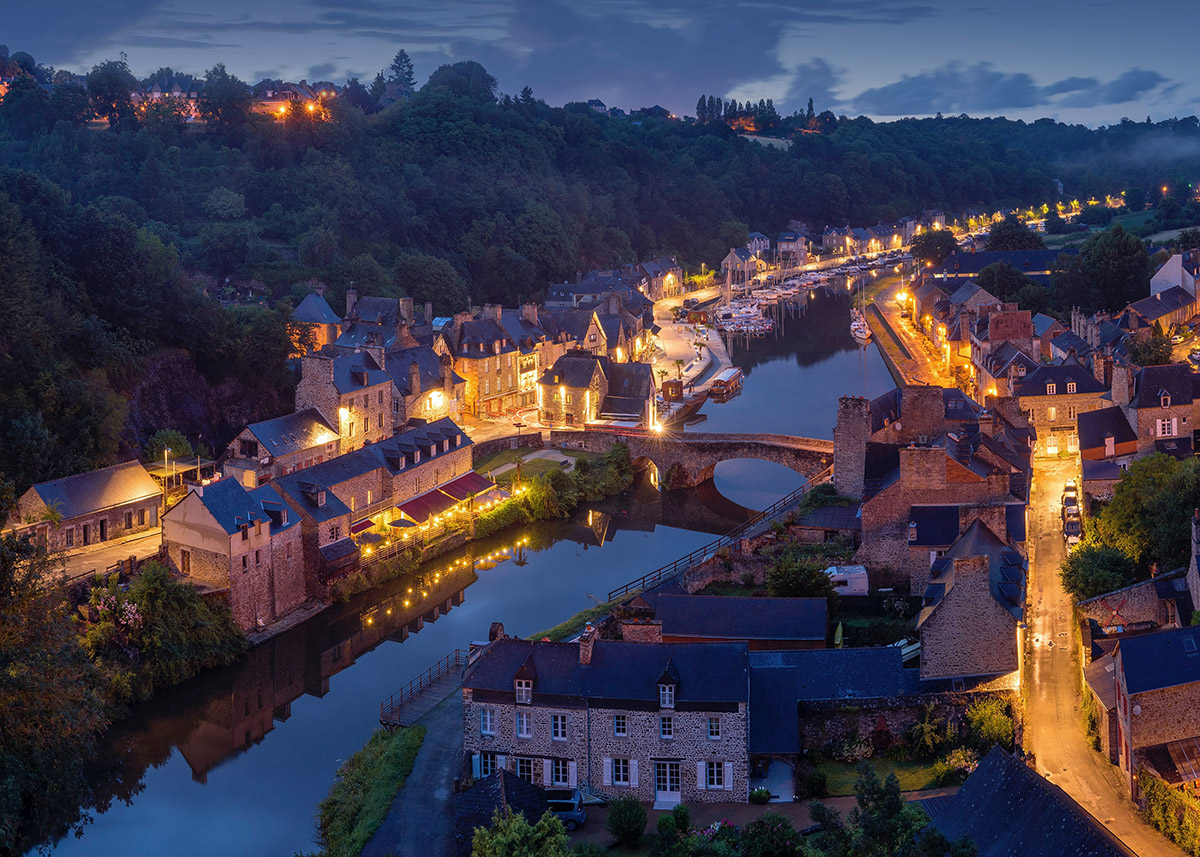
[350,518,374,534]
[438,471,496,501]
[397,488,459,523]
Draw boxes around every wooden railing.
[380,648,471,725]
[606,464,833,601]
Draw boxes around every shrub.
[748,787,772,805]
[965,697,1014,751]
[606,795,647,846]
[740,812,799,857]
[803,769,828,799]
[670,804,690,835]
[572,844,607,857]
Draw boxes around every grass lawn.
[531,595,631,641]
[816,758,941,796]
[835,610,913,647]
[474,448,529,475]
[494,458,564,484]
[562,449,600,461]
[1113,209,1155,230]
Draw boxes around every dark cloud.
[1059,68,1168,107]
[6,0,160,64]
[782,59,842,113]
[122,34,239,49]
[848,61,1174,116]
[308,62,338,79]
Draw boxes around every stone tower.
[834,395,870,499]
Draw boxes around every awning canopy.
[350,518,375,535]
[397,488,459,523]
[438,470,496,501]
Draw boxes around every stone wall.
[1078,577,1170,630]
[834,396,870,499]
[472,433,546,465]
[919,555,1018,680]
[1129,681,1200,753]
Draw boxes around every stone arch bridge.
[549,429,834,490]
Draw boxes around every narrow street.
[1024,455,1184,856]
[872,278,956,386]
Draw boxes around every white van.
[823,565,869,596]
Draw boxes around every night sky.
[8,0,1198,125]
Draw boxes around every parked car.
[1064,515,1082,548]
[545,789,586,831]
[1171,332,1187,345]
[1061,480,1079,515]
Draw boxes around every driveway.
[57,529,163,582]
[1023,455,1184,856]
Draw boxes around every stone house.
[334,292,432,353]
[1078,405,1138,496]
[10,460,162,553]
[223,408,340,489]
[385,345,465,428]
[1118,286,1197,340]
[916,520,1025,683]
[295,352,394,453]
[639,257,684,300]
[162,479,305,632]
[1032,312,1067,360]
[1112,625,1200,798]
[1150,248,1200,298]
[747,232,770,257]
[775,233,805,264]
[499,305,576,409]
[289,293,341,355]
[1118,363,1200,457]
[545,270,646,309]
[720,247,764,285]
[462,629,750,807]
[1013,357,1109,456]
[545,307,607,358]
[438,307,521,418]
[537,351,656,428]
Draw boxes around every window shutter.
[543,759,552,785]
[696,762,706,790]
[630,759,639,788]
[471,754,482,779]
[603,758,613,786]
[568,761,578,788]
[497,755,507,772]
[723,762,734,790]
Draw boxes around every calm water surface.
[43,288,894,856]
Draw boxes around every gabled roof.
[1118,625,1200,695]
[983,341,1038,377]
[540,354,605,388]
[918,520,1025,627]
[1013,359,1108,398]
[919,748,1135,857]
[607,361,654,400]
[1127,285,1194,321]
[183,477,268,535]
[331,353,390,394]
[1132,363,1196,408]
[1049,330,1089,355]
[1031,313,1061,338]
[292,293,341,324]
[933,249,1074,278]
[454,771,550,857]
[245,407,338,457]
[386,345,463,397]
[908,505,960,547]
[26,460,160,519]
[1077,405,1136,451]
[655,594,827,642]
[463,638,749,704]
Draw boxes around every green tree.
[392,252,468,314]
[299,225,338,267]
[984,215,1045,251]
[1060,544,1137,600]
[767,548,838,613]
[1128,328,1173,366]
[86,58,138,125]
[1124,186,1146,212]
[975,262,1038,302]
[965,698,1014,750]
[1079,224,1150,311]
[472,809,570,857]
[198,63,253,128]
[605,795,647,847]
[144,429,194,462]
[203,187,247,220]
[388,49,416,89]
[911,230,958,267]
[0,536,109,852]
[199,223,251,274]
[1090,454,1178,567]
[424,61,498,102]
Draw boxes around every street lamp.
[162,447,172,513]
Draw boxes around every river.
[42,289,893,856]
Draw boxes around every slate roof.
[1012,359,1108,398]
[982,341,1038,377]
[26,460,160,519]
[462,638,750,704]
[1084,651,1118,711]
[544,308,599,343]
[1082,458,1123,481]
[932,249,1074,278]
[747,648,908,754]
[1005,503,1026,542]
[1127,285,1195,321]
[1118,625,1200,695]
[867,386,982,434]
[1132,363,1196,409]
[186,478,268,535]
[245,407,338,457]
[540,354,604,388]
[292,293,341,324]
[919,747,1135,857]
[1049,330,1089,356]
[908,505,960,547]
[607,362,654,400]
[454,772,550,857]
[795,504,861,531]
[249,484,298,532]
[331,352,390,394]
[1031,312,1060,338]
[918,520,1025,627]
[654,595,827,642]
[947,281,988,306]
[386,345,463,397]
[1077,405,1136,451]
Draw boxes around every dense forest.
[2,49,1200,497]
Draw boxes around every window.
[480,708,496,735]
[479,753,498,778]
[378,390,384,405]
[64,528,74,548]
[1047,406,1057,422]
[516,711,532,738]
[350,496,356,513]
[613,715,627,737]
[1158,417,1178,437]
[589,333,597,343]
[255,549,261,566]
[483,379,490,395]
[241,526,249,541]
[349,422,356,438]
[1046,383,1056,395]
[552,759,570,786]
[329,525,341,540]
[613,758,630,785]
[242,555,247,570]
[138,508,146,526]
[659,684,675,708]
[1067,381,1077,394]
[566,394,573,404]
[181,550,190,573]
[516,758,533,782]
[1162,394,1172,409]
[660,716,674,739]
[124,511,133,529]
[551,714,567,741]
[1067,405,1077,420]
[706,761,724,789]
[515,679,532,704]
[708,717,721,740]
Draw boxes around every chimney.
[575,270,582,285]
[409,360,421,397]
[346,289,359,318]
[441,352,454,395]
[489,621,505,641]
[579,623,595,665]
[483,303,503,322]
[1112,364,1131,409]
[522,303,539,325]
[400,297,414,324]
[425,301,433,322]
[608,293,620,316]
[619,618,663,644]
